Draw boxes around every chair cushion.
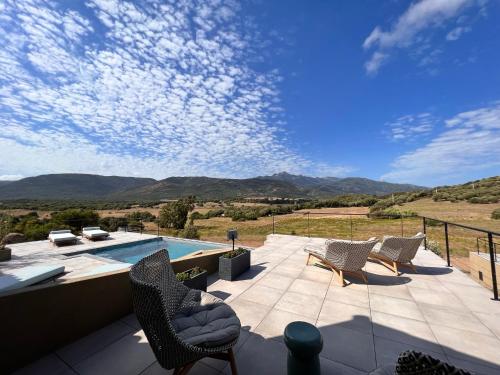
[172,291,241,348]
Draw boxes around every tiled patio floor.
[13,234,500,375]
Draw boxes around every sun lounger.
[369,232,425,275]
[82,227,109,240]
[0,265,65,293]
[48,230,77,246]
[304,237,378,286]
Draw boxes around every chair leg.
[173,362,195,375]
[339,270,345,287]
[228,348,238,375]
[306,253,311,265]
[392,261,399,276]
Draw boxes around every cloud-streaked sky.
[0,0,499,186]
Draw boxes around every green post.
[284,321,323,375]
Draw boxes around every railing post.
[400,214,404,237]
[444,222,451,267]
[487,233,499,300]
[422,217,427,249]
[157,221,160,237]
[307,212,310,238]
[272,214,275,234]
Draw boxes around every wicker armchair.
[130,249,241,375]
[304,238,378,286]
[369,233,425,275]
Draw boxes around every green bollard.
[284,321,323,375]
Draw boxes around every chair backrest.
[380,233,425,263]
[325,238,378,272]
[49,230,72,234]
[130,249,193,368]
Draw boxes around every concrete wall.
[469,251,500,290]
[0,248,231,373]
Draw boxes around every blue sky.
[0,0,499,186]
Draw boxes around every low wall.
[469,251,500,290]
[0,248,232,373]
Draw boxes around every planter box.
[179,268,208,291]
[0,247,11,262]
[219,250,251,281]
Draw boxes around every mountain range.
[0,172,425,201]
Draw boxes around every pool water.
[94,238,226,264]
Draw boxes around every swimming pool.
[94,237,227,264]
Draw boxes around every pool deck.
[12,234,500,375]
[1,232,158,281]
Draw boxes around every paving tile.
[256,273,294,291]
[318,300,372,334]
[57,320,135,366]
[371,311,443,354]
[473,312,500,339]
[317,323,377,372]
[368,284,413,301]
[140,361,219,374]
[369,294,425,321]
[229,299,272,331]
[12,354,76,375]
[273,264,303,278]
[373,336,447,369]
[288,278,328,299]
[408,286,466,312]
[274,291,324,319]
[299,267,333,284]
[325,285,369,308]
[221,333,288,375]
[121,314,142,330]
[207,279,252,302]
[255,308,315,340]
[238,284,284,306]
[419,303,493,336]
[320,357,367,375]
[444,356,500,375]
[430,324,500,367]
[74,330,156,375]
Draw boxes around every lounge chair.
[82,227,109,240]
[130,249,241,374]
[304,238,378,286]
[369,233,425,275]
[48,230,77,246]
[0,265,65,293]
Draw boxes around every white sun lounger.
[0,265,65,293]
[48,230,77,246]
[82,227,109,240]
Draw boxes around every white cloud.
[362,0,484,74]
[382,102,500,184]
[386,113,436,141]
[0,175,23,181]
[446,26,472,40]
[0,0,346,180]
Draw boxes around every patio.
[13,234,500,375]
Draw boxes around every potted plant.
[219,247,251,281]
[176,266,208,291]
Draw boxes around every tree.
[158,197,195,229]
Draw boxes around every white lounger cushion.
[82,228,109,238]
[49,232,77,243]
[0,265,65,292]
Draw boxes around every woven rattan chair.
[304,238,378,286]
[369,233,425,275]
[130,249,241,375]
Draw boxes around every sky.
[0,0,499,186]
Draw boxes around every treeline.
[0,199,162,211]
[0,209,157,242]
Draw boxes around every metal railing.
[477,237,498,262]
[270,211,499,301]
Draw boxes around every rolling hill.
[0,174,155,200]
[0,172,425,201]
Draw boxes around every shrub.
[222,247,248,258]
[158,197,195,229]
[126,211,156,222]
[180,224,200,239]
[426,240,441,256]
[176,267,205,281]
[51,209,99,231]
[492,209,500,220]
[99,217,128,232]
